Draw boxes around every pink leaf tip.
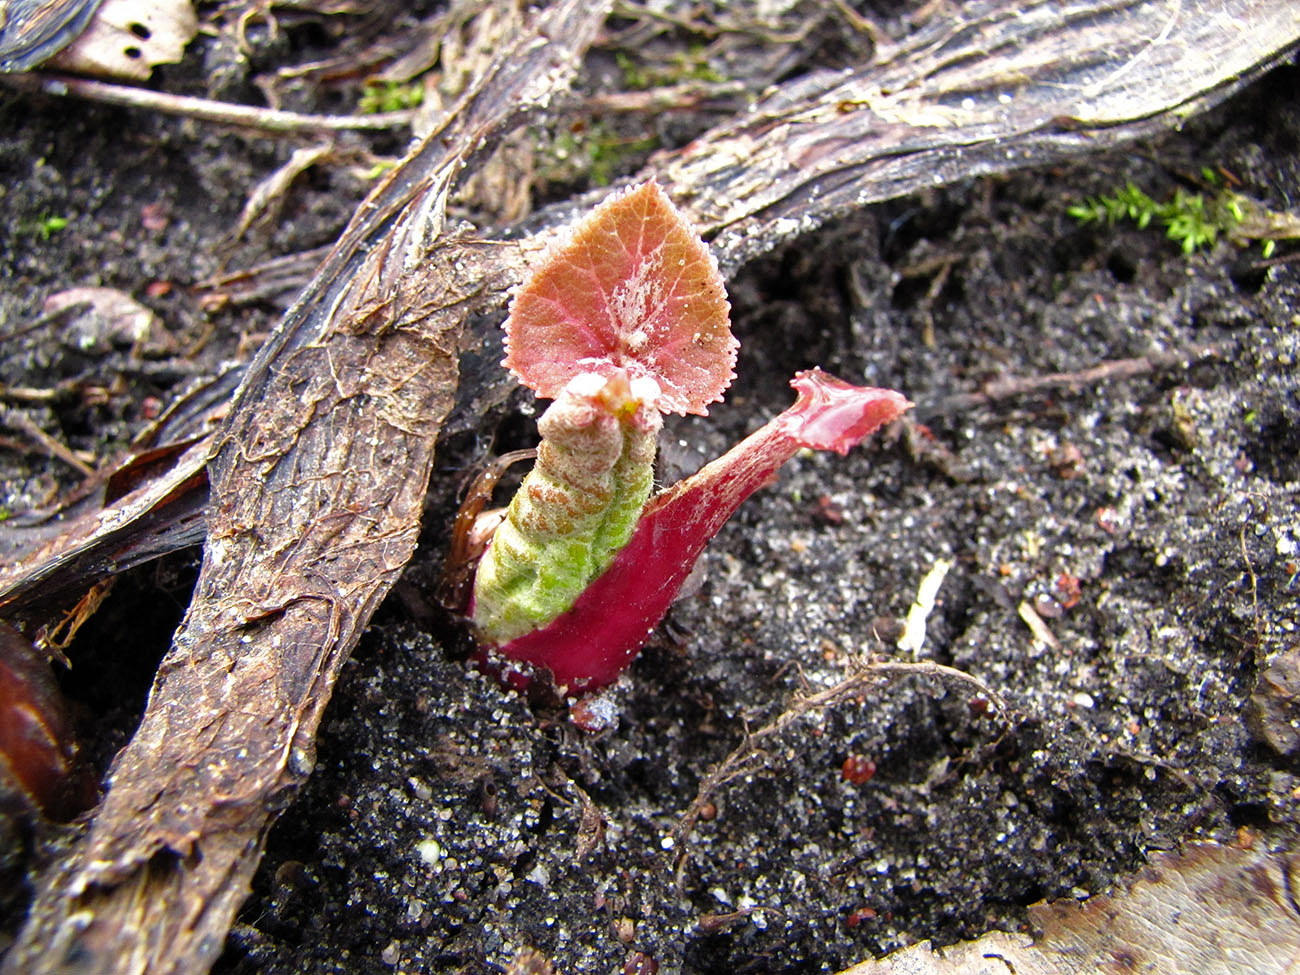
[779,369,914,455]
[503,180,736,416]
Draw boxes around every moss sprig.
[1068,181,1231,255]
[1069,175,1300,259]
[358,79,424,114]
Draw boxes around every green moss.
[21,214,69,240]
[616,44,724,90]
[359,79,424,114]
[1069,178,1300,256]
[537,121,658,187]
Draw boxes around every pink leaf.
[503,181,736,416]
[490,370,913,691]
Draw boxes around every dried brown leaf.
[49,0,196,80]
[43,286,159,355]
[841,843,1300,975]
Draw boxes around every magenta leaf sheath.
[488,370,912,691]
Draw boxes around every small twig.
[1018,599,1061,650]
[917,346,1219,420]
[670,655,1012,883]
[697,904,785,932]
[828,0,893,58]
[0,408,96,477]
[39,579,115,656]
[917,258,953,348]
[897,558,953,654]
[0,300,90,346]
[0,383,73,405]
[862,660,1011,714]
[1248,249,1300,270]
[1106,747,1199,792]
[194,246,332,312]
[229,144,336,244]
[1238,521,1264,657]
[0,72,418,135]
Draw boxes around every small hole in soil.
[1228,258,1268,294]
[1105,250,1137,284]
[1244,409,1300,483]
[1228,801,1271,829]
[129,23,152,40]
[890,274,931,310]
[124,46,142,59]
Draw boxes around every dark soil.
[2,7,1298,975]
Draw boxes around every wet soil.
[1,10,1298,975]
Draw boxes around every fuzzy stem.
[472,371,661,644]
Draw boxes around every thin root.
[670,654,1013,884]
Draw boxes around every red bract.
[490,369,912,691]
[503,181,735,416]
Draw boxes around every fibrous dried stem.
[2,3,614,974]
[579,80,749,114]
[0,71,419,134]
[918,346,1220,420]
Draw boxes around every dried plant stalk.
[2,3,613,974]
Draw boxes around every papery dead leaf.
[48,0,196,80]
[44,286,160,354]
[841,842,1300,975]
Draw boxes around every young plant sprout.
[450,181,911,692]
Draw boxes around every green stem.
[472,371,661,644]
